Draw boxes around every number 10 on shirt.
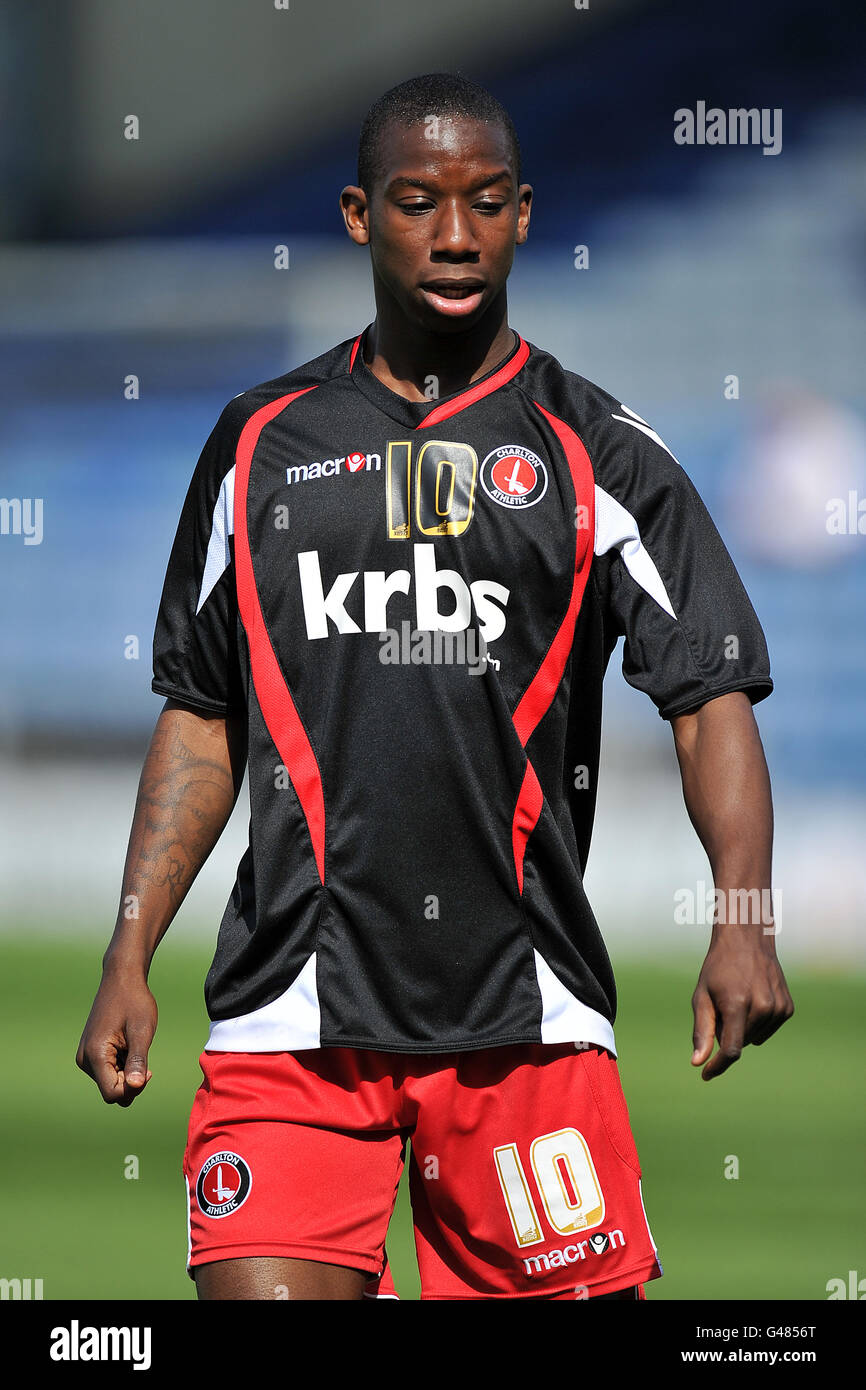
[386,439,478,539]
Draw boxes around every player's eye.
[397,199,506,215]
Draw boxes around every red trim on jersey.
[510,404,596,893]
[512,761,544,894]
[349,328,527,424]
[417,335,531,428]
[234,388,327,883]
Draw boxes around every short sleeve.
[151,404,246,715]
[591,406,773,719]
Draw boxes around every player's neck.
[362,297,516,403]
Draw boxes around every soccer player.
[76,72,794,1301]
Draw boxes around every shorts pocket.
[581,1049,642,1177]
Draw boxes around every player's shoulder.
[519,338,621,420]
[210,332,359,442]
[518,337,681,483]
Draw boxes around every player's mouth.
[419,278,486,317]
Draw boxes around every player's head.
[341,71,531,334]
[357,72,522,200]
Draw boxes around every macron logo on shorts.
[522,1230,625,1277]
[196,1151,252,1218]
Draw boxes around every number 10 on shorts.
[494,1128,605,1248]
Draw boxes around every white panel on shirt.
[205,951,321,1051]
[533,950,617,1054]
[196,465,235,615]
[594,484,676,619]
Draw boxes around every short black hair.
[357,71,522,197]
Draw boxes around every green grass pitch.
[0,935,862,1300]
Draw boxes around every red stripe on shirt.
[233,387,326,883]
[512,761,545,895]
[350,329,527,424]
[511,404,596,892]
[417,335,530,428]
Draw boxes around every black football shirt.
[152,327,772,1054]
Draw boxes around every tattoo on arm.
[123,716,240,916]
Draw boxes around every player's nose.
[430,200,481,256]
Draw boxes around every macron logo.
[286,451,380,484]
[523,1230,626,1277]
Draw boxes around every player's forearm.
[102,703,246,978]
[671,691,776,937]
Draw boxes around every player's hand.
[690,932,793,1081]
[76,969,157,1106]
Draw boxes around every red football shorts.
[183,1042,662,1300]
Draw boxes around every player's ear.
[517,184,532,245]
[340,186,370,245]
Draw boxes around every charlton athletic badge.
[196,1151,252,1218]
[480,445,548,509]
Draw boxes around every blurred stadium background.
[1,0,864,1301]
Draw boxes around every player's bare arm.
[670,690,794,1081]
[75,699,247,1106]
